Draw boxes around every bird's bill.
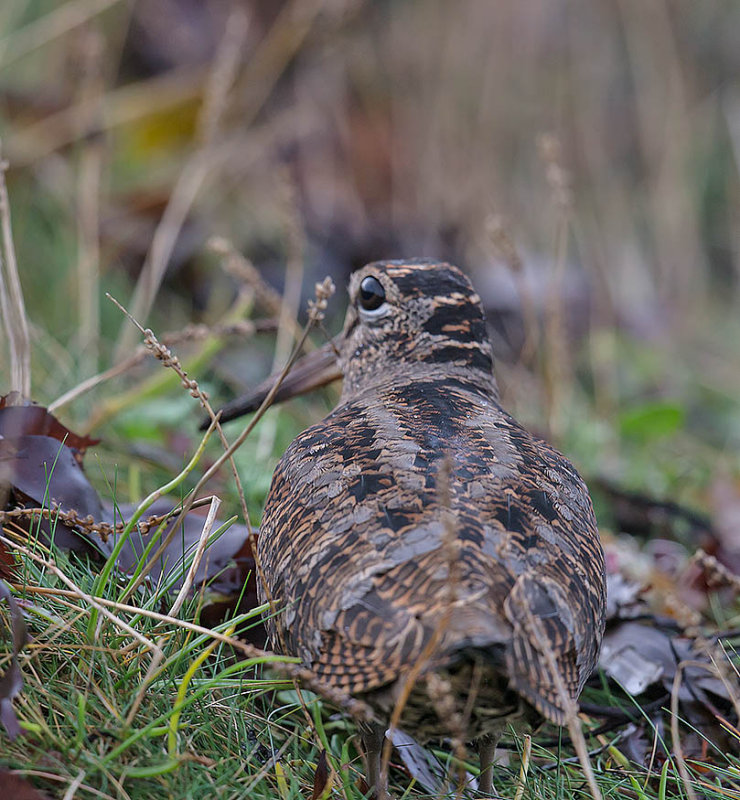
[204,339,343,428]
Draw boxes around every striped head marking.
[338,259,496,397]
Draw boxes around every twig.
[208,237,295,325]
[380,456,463,791]
[61,768,86,800]
[0,500,213,543]
[196,277,336,656]
[12,770,116,800]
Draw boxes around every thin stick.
[208,237,305,344]
[380,457,462,789]
[14,770,116,800]
[135,278,334,601]
[48,352,159,413]
[538,133,573,439]
[61,768,87,800]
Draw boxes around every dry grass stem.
[107,294,218,411]
[48,317,273,412]
[208,237,289,321]
[670,662,699,800]
[15,770,117,800]
[513,734,532,800]
[105,293,254,600]
[2,535,161,657]
[12,583,376,726]
[114,278,334,606]
[257,173,306,460]
[690,548,740,595]
[538,133,573,439]
[232,0,328,132]
[486,214,539,367]
[0,146,31,397]
[167,495,221,619]
[114,7,250,361]
[74,27,104,377]
[0,0,122,68]
[0,501,212,543]
[61,768,86,800]
[525,613,603,800]
[111,0,333,360]
[424,672,467,794]
[616,0,705,309]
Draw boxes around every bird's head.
[338,259,495,397]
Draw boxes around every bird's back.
[258,369,605,729]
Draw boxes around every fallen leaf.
[311,749,331,800]
[0,401,261,635]
[0,394,99,460]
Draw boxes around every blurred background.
[1,0,740,546]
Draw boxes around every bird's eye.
[359,276,386,311]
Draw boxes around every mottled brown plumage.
[224,259,606,795]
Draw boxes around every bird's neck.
[340,360,499,404]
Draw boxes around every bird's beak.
[202,338,343,429]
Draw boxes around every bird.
[215,259,606,797]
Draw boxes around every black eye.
[359,276,386,311]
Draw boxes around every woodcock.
[215,259,606,797]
